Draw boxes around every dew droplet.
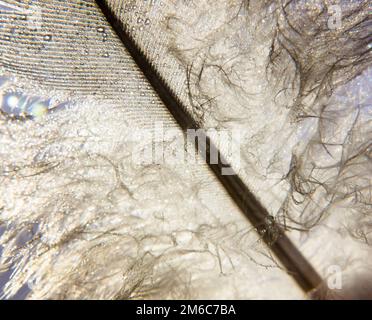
[6,94,19,110]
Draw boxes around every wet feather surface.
[0,0,371,299]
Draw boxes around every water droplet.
[6,94,19,109]
[29,101,48,117]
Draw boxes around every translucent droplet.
[6,94,19,109]
[29,101,48,117]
